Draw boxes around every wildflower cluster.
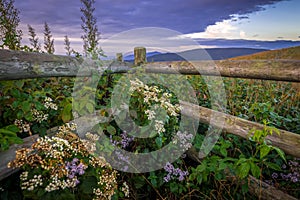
[65,158,87,180]
[32,97,58,123]
[44,97,58,110]
[110,131,134,149]
[13,97,58,136]
[14,119,31,135]
[163,162,189,182]
[271,158,300,183]
[129,78,180,135]
[81,132,100,153]
[32,109,49,123]
[172,131,193,151]
[110,131,134,171]
[8,123,119,200]
[20,172,43,191]
[121,182,130,197]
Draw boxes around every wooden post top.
[134,47,146,66]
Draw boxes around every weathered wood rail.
[0,49,299,82]
[0,48,299,200]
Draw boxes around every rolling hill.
[124,48,269,62]
[229,45,300,60]
[148,48,269,61]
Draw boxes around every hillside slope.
[229,45,300,60]
[147,48,268,61]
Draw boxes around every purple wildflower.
[65,158,87,185]
[271,172,278,179]
[164,174,171,182]
[110,131,134,149]
[163,162,188,183]
[164,162,174,173]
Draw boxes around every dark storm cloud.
[14,0,285,36]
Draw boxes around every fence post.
[134,47,146,66]
[116,53,123,62]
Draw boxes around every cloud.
[13,0,286,54]
[15,0,285,35]
[178,20,241,39]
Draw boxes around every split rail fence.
[0,48,299,200]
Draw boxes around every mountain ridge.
[124,48,269,62]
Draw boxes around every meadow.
[0,69,299,199]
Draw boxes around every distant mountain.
[229,45,300,60]
[124,51,161,61]
[147,48,269,61]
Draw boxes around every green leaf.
[62,104,72,122]
[250,162,261,178]
[24,112,33,121]
[189,173,196,181]
[11,89,21,98]
[14,80,24,89]
[155,137,162,148]
[265,162,281,171]
[220,147,227,157]
[170,182,178,193]
[5,125,19,133]
[218,161,227,171]
[238,162,250,179]
[260,145,271,159]
[106,125,116,135]
[150,178,157,187]
[273,147,286,163]
[196,162,207,172]
[79,176,97,194]
[196,174,203,184]
[0,129,17,137]
[16,110,24,119]
[133,176,145,189]
[86,102,94,113]
[149,131,157,138]
[35,101,45,110]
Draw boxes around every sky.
[14,0,300,57]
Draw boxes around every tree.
[0,0,22,50]
[27,24,41,52]
[43,22,54,54]
[80,0,102,59]
[64,35,71,56]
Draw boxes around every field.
[0,47,299,199]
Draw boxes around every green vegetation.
[43,22,55,54]
[0,0,22,50]
[0,0,299,199]
[0,70,299,199]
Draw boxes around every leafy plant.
[0,124,22,151]
[7,123,125,200]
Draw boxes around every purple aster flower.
[164,162,174,173]
[163,174,171,183]
[71,158,79,164]
[65,158,87,180]
[68,174,74,179]
[271,173,278,179]
[163,162,188,183]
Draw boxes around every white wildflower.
[155,120,165,133]
[145,109,156,120]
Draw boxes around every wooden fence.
[0,48,299,200]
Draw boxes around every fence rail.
[0,48,299,200]
[0,49,299,82]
